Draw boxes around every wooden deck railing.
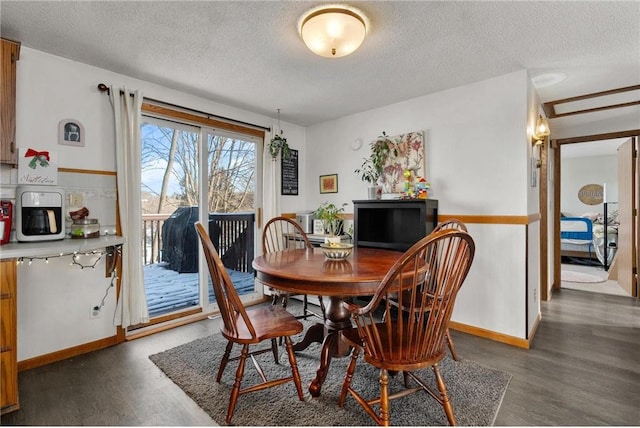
[142,212,255,273]
[142,213,169,265]
[212,213,255,273]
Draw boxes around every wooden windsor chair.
[262,216,325,320]
[338,228,475,426]
[383,219,468,360]
[194,222,305,424]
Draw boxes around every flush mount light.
[298,4,369,58]
[531,72,567,88]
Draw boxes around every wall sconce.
[298,4,369,58]
[531,115,550,172]
[531,115,550,146]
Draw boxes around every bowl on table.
[320,242,354,260]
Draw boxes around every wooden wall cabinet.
[1,38,20,166]
[1,259,18,415]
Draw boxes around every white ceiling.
[561,138,629,159]
[1,0,639,136]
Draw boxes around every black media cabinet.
[353,199,438,252]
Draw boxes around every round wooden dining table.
[252,246,404,397]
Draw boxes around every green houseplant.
[268,131,291,160]
[354,131,397,197]
[314,202,347,237]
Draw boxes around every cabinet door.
[1,38,20,165]
[0,259,18,414]
[1,350,17,411]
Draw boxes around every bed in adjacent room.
[560,211,618,266]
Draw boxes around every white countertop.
[306,234,352,244]
[0,235,126,260]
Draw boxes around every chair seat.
[341,322,446,372]
[222,306,303,344]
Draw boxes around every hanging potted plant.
[268,131,291,160]
[268,109,291,160]
[314,201,347,243]
[354,131,397,199]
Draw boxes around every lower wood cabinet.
[1,259,18,415]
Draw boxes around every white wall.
[561,155,618,217]
[7,47,308,360]
[16,255,116,361]
[526,76,542,334]
[305,72,531,216]
[304,70,537,338]
[7,48,544,360]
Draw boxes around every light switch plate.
[69,193,83,206]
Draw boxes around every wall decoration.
[58,119,85,147]
[18,147,58,185]
[578,184,603,205]
[281,149,298,195]
[319,174,338,194]
[377,131,425,194]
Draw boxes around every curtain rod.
[97,83,271,133]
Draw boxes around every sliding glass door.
[199,128,262,313]
[139,117,262,322]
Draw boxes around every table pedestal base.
[292,296,353,397]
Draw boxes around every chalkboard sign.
[281,149,298,195]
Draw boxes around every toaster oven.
[296,212,315,234]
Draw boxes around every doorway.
[548,131,639,299]
[558,139,629,296]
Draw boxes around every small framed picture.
[313,219,325,235]
[319,174,338,194]
[58,119,85,147]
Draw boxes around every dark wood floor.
[2,288,639,426]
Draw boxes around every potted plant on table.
[354,131,397,199]
[314,201,347,244]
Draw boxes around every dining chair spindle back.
[383,219,469,360]
[195,221,305,424]
[262,216,325,319]
[338,228,475,426]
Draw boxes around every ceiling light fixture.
[298,4,369,58]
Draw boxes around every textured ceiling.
[1,0,639,132]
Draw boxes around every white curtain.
[109,86,149,328]
[261,125,279,226]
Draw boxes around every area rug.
[561,270,606,283]
[149,323,512,426]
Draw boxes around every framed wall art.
[377,130,425,194]
[281,149,298,195]
[58,119,85,147]
[319,174,338,194]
